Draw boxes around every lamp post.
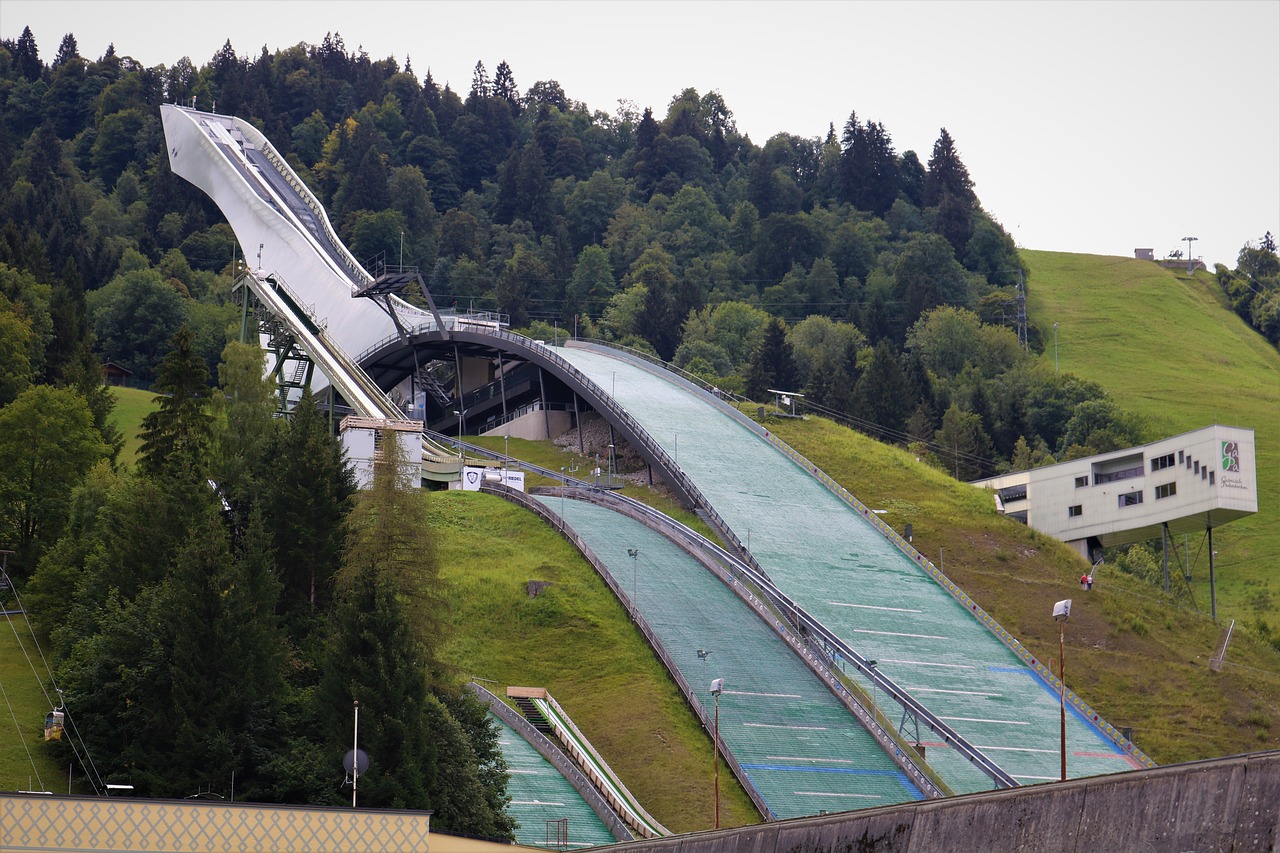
[710,677,724,830]
[1183,236,1198,274]
[627,548,639,612]
[607,444,615,487]
[866,659,879,722]
[1053,598,1072,782]
[352,699,360,808]
[1053,323,1059,374]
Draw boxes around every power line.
[1,584,105,794]
[0,675,45,791]
[798,397,1004,473]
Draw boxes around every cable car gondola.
[44,709,64,742]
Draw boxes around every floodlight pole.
[714,689,720,829]
[1053,323,1059,374]
[627,548,640,613]
[1052,598,1072,782]
[1208,527,1217,623]
[710,678,723,830]
[1059,622,1066,781]
[352,699,360,808]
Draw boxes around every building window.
[1178,450,1184,463]
[1075,476,1088,488]
[1094,465,1144,485]
[1155,482,1176,499]
[1194,461,1200,474]
[1210,471,1215,485]
[1202,466,1208,480]
[1068,505,1083,518]
[1151,453,1175,472]
[1118,491,1144,508]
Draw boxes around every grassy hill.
[106,386,155,467]
[1022,251,1280,625]
[759,413,1280,764]
[0,615,69,793]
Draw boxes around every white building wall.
[976,425,1257,551]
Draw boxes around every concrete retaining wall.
[614,750,1278,852]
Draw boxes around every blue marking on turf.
[742,765,925,801]
[986,665,1121,753]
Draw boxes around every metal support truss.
[234,274,318,422]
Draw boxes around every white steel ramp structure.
[161,104,1153,816]
[507,687,669,839]
[161,104,434,357]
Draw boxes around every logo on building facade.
[1222,441,1241,473]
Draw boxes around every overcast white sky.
[3,0,1277,268]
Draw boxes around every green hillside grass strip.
[107,386,156,467]
[1023,251,1280,623]
[0,615,66,793]
[760,412,1280,764]
[432,490,758,832]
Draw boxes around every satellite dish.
[343,748,369,775]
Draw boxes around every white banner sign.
[462,466,526,492]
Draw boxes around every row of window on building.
[1067,479,1192,519]
[1068,446,1216,518]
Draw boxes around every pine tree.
[636,107,659,151]
[469,60,490,102]
[262,393,356,622]
[636,280,677,361]
[337,431,446,677]
[854,339,910,441]
[745,317,798,400]
[925,128,976,207]
[491,60,519,111]
[934,403,995,480]
[163,508,285,799]
[14,26,42,81]
[139,325,213,479]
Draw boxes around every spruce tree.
[139,325,213,479]
[164,508,285,798]
[745,317,798,400]
[924,127,976,207]
[320,431,443,803]
[854,339,910,441]
[263,392,356,624]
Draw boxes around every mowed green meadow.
[1024,251,1280,624]
[106,385,156,467]
[0,615,72,793]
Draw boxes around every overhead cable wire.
[1,584,105,795]
[0,675,44,792]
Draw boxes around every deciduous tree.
[0,385,109,576]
